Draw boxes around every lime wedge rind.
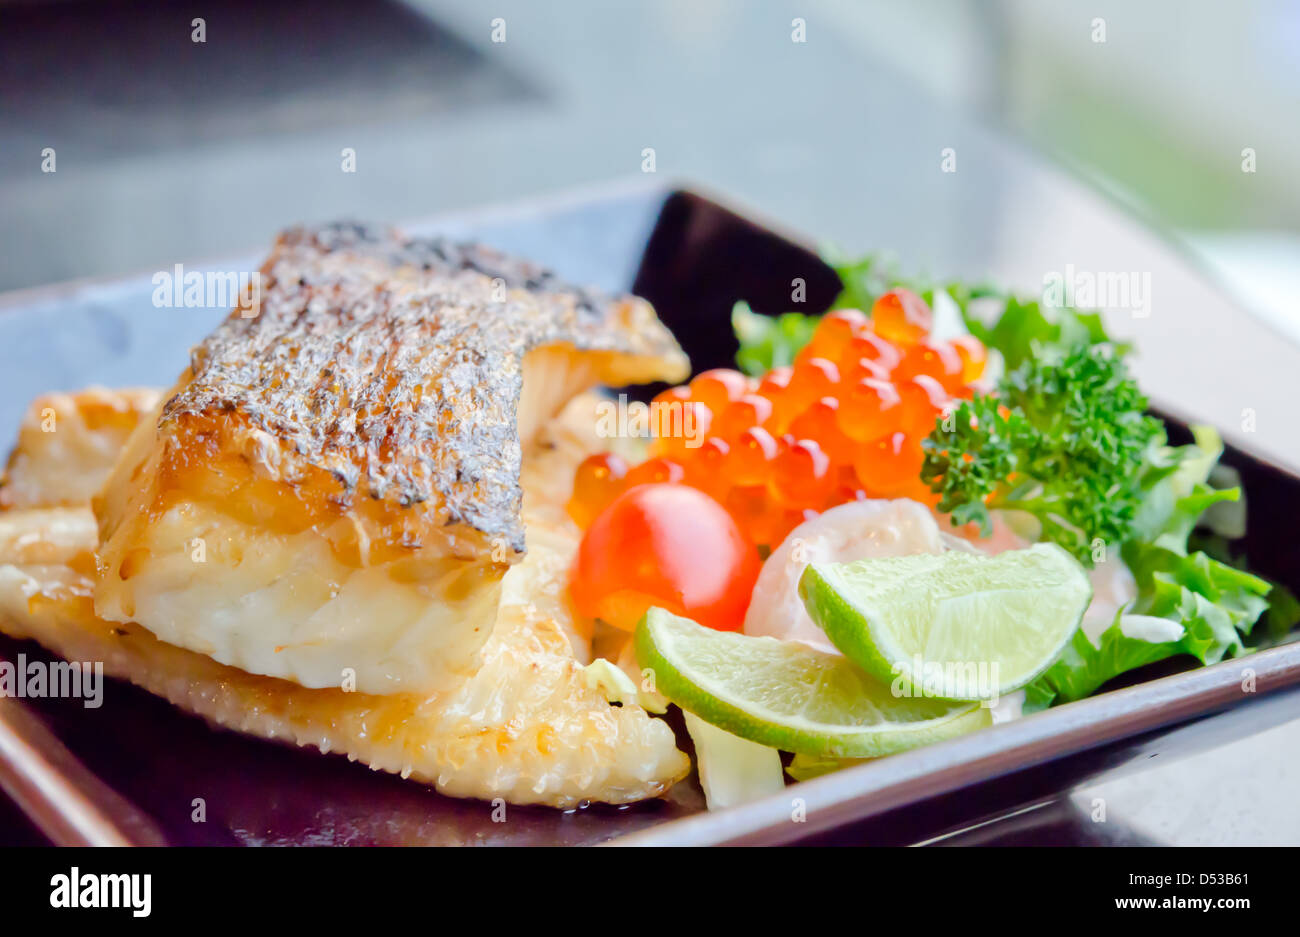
[799,543,1092,701]
[799,563,903,690]
[635,607,991,759]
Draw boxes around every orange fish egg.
[757,365,794,397]
[894,339,964,392]
[650,398,712,458]
[649,384,693,452]
[726,425,780,486]
[836,377,902,442]
[871,288,932,346]
[950,335,988,383]
[896,475,941,506]
[852,431,925,497]
[726,485,807,549]
[685,435,731,493]
[897,375,949,437]
[724,483,778,540]
[772,438,835,508]
[568,451,629,528]
[653,385,691,407]
[839,331,901,372]
[806,309,869,360]
[757,366,796,432]
[625,456,686,488]
[689,368,748,416]
[786,357,840,411]
[714,393,775,440]
[834,466,871,504]
[767,508,814,550]
[681,445,727,499]
[843,357,891,389]
[787,396,853,465]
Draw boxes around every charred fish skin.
[93,224,688,696]
[280,221,614,318]
[162,221,688,557]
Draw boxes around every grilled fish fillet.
[0,389,689,808]
[0,387,160,510]
[93,223,688,696]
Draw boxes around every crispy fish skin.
[161,221,687,556]
[0,391,689,808]
[93,225,689,695]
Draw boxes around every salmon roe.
[568,296,988,548]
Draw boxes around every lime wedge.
[634,607,990,758]
[799,543,1091,701]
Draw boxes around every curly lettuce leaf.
[1123,544,1270,658]
[1023,614,1186,713]
[1024,559,1273,714]
[732,251,1120,377]
[1130,425,1235,548]
[834,251,1121,369]
[1264,584,1300,643]
[830,252,998,319]
[1024,426,1274,710]
[962,295,1121,371]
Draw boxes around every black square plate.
[1,183,1297,846]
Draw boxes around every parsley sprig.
[921,344,1162,566]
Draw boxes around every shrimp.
[743,499,946,651]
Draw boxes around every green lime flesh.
[635,607,990,759]
[799,543,1092,701]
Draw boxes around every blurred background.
[2,0,1299,846]
[2,0,1298,344]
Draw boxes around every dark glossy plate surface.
[1,183,1297,846]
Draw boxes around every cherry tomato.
[570,483,761,632]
